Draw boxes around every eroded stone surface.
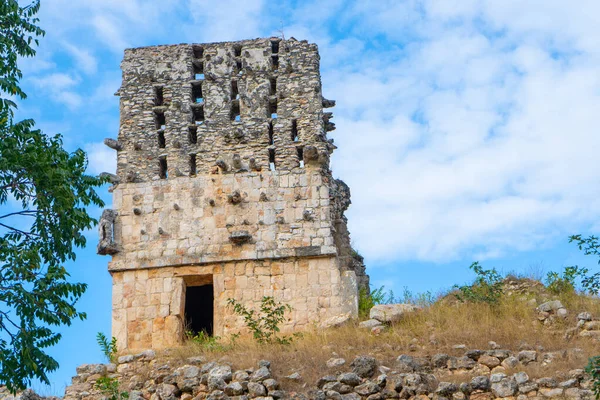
[99,38,370,350]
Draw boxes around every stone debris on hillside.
[3,344,597,400]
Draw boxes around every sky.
[6,0,600,393]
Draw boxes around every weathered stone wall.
[111,258,358,350]
[107,171,336,271]
[99,37,368,351]
[115,38,332,182]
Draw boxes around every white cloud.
[62,42,98,75]
[324,1,600,263]
[85,142,117,176]
[28,73,82,109]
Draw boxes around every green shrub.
[568,234,600,295]
[95,376,129,400]
[94,332,128,400]
[227,296,293,344]
[454,262,504,305]
[545,266,584,295]
[585,355,600,399]
[96,332,118,363]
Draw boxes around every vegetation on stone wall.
[227,296,294,344]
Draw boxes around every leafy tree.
[0,0,105,391]
[568,234,600,295]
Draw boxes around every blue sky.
[7,0,600,393]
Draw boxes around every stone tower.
[98,37,369,350]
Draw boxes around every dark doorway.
[185,284,214,336]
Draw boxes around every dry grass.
[160,288,600,390]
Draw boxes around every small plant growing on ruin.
[454,262,504,304]
[95,376,129,400]
[545,266,584,295]
[227,296,293,344]
[585,355,600,399]
[185,330,231,351]
[96,332,118,363]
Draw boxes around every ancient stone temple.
[98,37,369,350]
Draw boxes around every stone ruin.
[98,37,369,350]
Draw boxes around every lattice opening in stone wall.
[159,156,168,179]
[233,44,242,57]
[231,80,239,100]
[268,121,274,145]
[269,148,276,171]
[188,126,198,144]
[297,146,304,168]
[155,111,166,130]
[192,82,203,104]
[192,45,204,59]
[269,99,278,119]
[193,60,204,80]
[154,86,164,106]
[291,119,298,142]
[230,100,240,122]
[193,105,205,125]
[189,154,197,176]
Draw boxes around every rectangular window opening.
[236,60,243,75]
[271,55,279,70]
[291,119,298,142]
[193,105,205,125]
[269,78,276,95]
[192,83,203,103]
[233,45,242,57]
[297,147,304,168]
[189,154,197,176]
[271,40,279,54]
[231,80,239,100]
[193,45,204,59]
[230,100,240,122]
[269,99,277,119]
[158,130,166,148]
[268,121,274,145]
[185,282,214,337]
[269,149,276,171]
[188,126,198,144]
[159,157,168,179]
[154,86,164,106]
[193,60,204,80]
[155,112,166,130]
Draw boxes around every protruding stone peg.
[228,190,243,204]
[232,154,242,170]
[104,138,122,151]
[249,158,261,171]
[303,146,319,163]
[216,159,228,172]
[99,172,120,184]
[322,98,336,108]
[303,210,314,221]
[126,170,138,183]
[229,230,252,245]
